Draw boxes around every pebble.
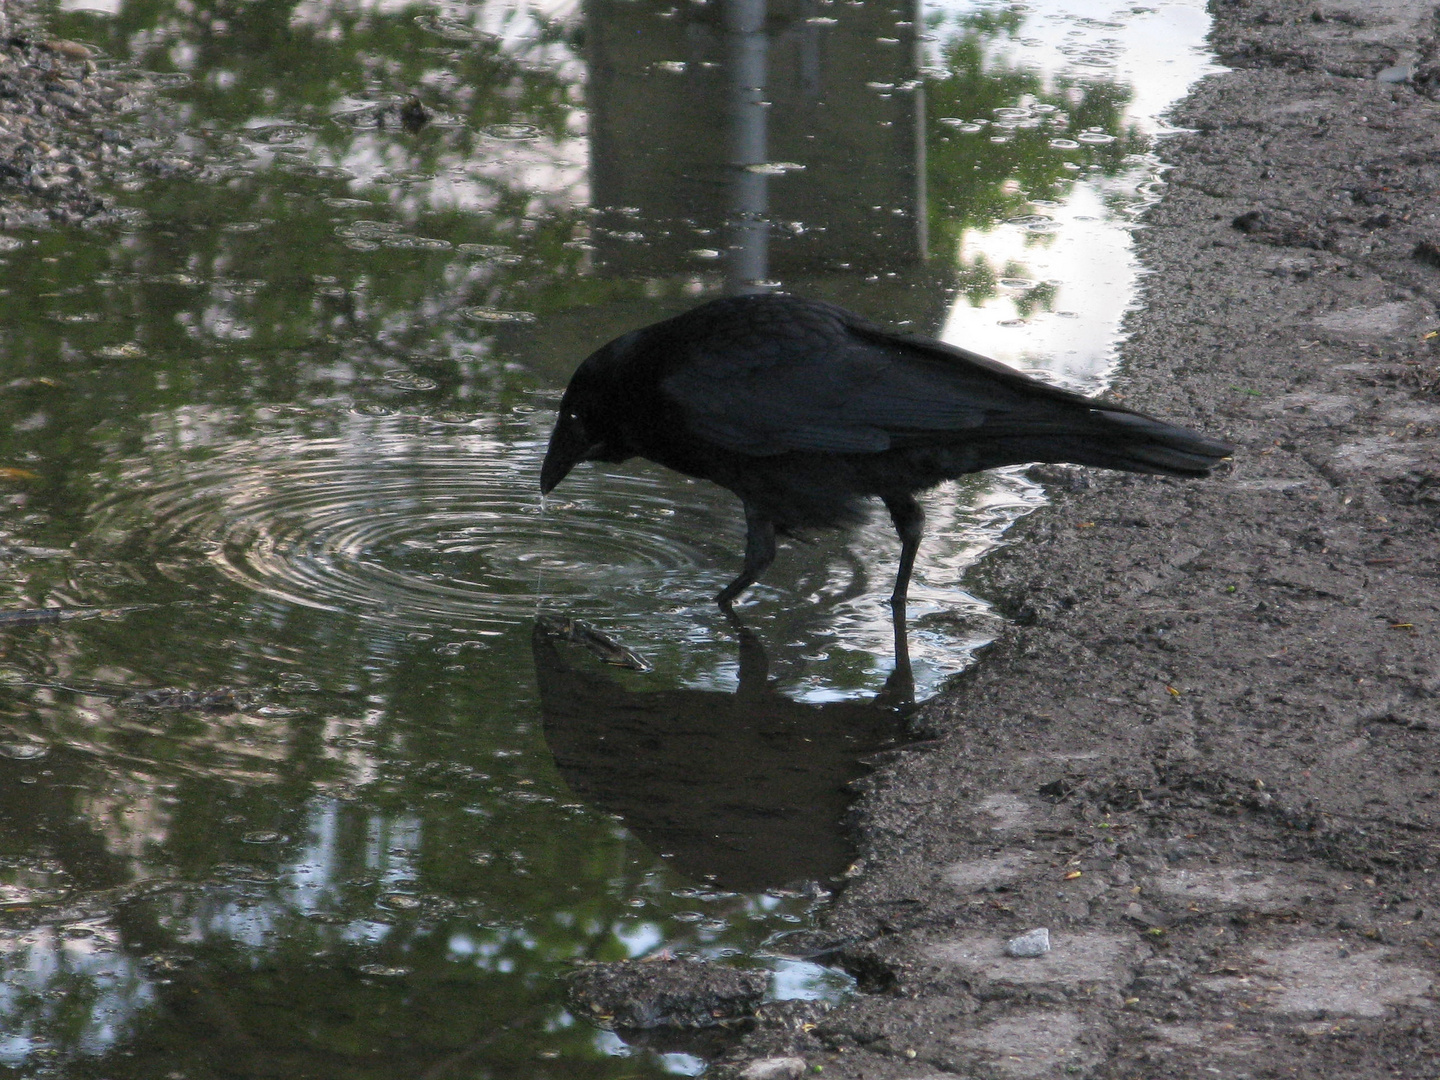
[0,26,155,228]
[1005,927,1051,957]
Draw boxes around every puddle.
[0,0,1219,1074]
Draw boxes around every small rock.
[1005,927,1051,958]
[41,38,93,60]
[738,1058,807,1080]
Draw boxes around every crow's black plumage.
[541,294,1232,609]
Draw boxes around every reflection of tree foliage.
[923,11,1147,269]
[1012,279,1056,319]
[0,0,611,535]
[60,0,582,142]
[0,629,767,1078]
[951,250,997,303]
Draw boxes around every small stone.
[1005,928,1051,958]
[738,1057,807,1080]
[42,38,93,59]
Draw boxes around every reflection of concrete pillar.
[586,0,925,277]
[725,0,771,294]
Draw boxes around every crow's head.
[539,333,639,493]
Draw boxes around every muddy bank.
[724,2,1440,1077]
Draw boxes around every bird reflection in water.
[533,612,918,893]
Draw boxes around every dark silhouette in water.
[533,616,914,892]
[541,294,1232,609]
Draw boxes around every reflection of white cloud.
[927,0,1221,136]
[943,177,1141,385]
[615,920,663,958]
[0,927,154,1064]
[936,0,1216,382]
[58,0,122,12]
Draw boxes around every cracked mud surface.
[722,1,1440,1077]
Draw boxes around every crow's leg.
[715,502,776,610]
[883,493,925,609]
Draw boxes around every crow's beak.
[540,411,603,493]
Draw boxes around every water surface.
[0,0,1217,1074]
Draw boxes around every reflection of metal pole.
[910,0,928,261]
[724,0,770,295]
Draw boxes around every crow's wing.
[660,321,1103,457]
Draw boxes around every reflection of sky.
[771,958,853,1001]
[932,0,1222,374]
[973,1,1221,135]
[943,176,1142,379]
[239,119,589,216]
[290,0,584,58]
[274,0,590,211]
[662,1052,707,1076]
[0,926,154,1064]
[0,793,556,1056]
[615,920,665,957]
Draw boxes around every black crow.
[540,294,1232,609]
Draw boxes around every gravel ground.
[0,4,153,228]
[717,2,1440,1077]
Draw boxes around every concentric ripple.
[81,406,1036,697]
[90,411,732,633]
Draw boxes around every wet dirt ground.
[718,1,1440,1077]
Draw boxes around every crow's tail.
[1057,409,1232,477]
